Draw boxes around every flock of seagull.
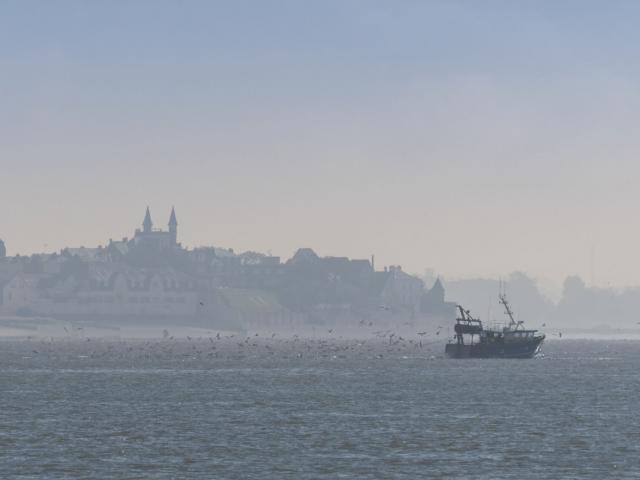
[4,324,455,366]
[2,317,568,365]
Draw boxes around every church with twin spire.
[132,206,180,250]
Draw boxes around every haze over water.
[2,337,638,479]
[4,2,640,478]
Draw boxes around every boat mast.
[498,279,518,329]
[499,293,517,327]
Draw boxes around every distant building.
[3,273,46,313]
[2,267,199,318]
[131,207,180,251]
[423,277,445,305]
[61,247,109,263]
[0,239,5,260]
[377,265,424,315]
[421,278,456,318]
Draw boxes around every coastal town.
[0,208,455,335]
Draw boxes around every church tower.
[143,207,153,233]
[168,207,178,245]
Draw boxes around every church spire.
[168,207,178,244]
[143,206,153,233]
[168,206,178,228]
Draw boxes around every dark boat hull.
[445,337,544,359]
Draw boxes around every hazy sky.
[2,1,640,287]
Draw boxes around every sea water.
[1,338,638,479]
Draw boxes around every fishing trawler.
[445,294,545,359]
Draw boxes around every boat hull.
[445,337,544,359]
